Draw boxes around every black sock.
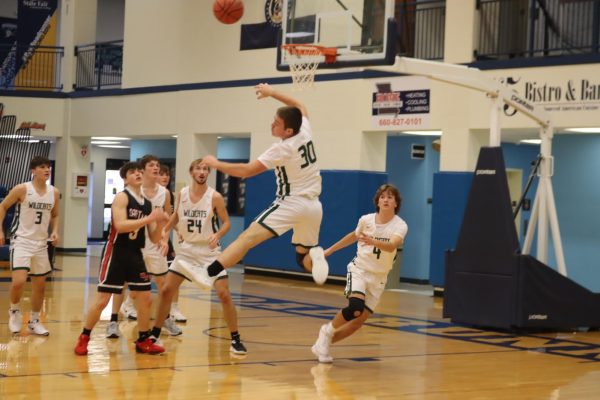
[231,331,240,342]
[82,328,92,336]
[207,260,224,277]
[138,330,150,342]
[151,326,161,338]
[110,313,118,322]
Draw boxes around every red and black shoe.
[135,337,165,354]
[74,334,90,355]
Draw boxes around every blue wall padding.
[243,170,388,276]
[429,172,473,287]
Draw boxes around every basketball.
[213,0,244,24]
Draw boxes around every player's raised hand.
[202,155,218,168]
[255,83,274,99]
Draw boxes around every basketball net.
[282,45,336,90]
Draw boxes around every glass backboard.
[277,0,396,70]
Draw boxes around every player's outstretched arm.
[358,233,403,253]
[323,231,358,258]
[0,184,26,246]
[202,155,267,178]
[255,83,308,117]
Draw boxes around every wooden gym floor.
[1,248,600,399]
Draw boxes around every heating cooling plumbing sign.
[371,76,430,130]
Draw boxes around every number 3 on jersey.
[34,211,43,224]
[187,219,202,233]
[298,141,317,168]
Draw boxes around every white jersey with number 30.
[258,116,322,199]
[10,182,54,242]
[354,213,408,275]
[177,186,219,244]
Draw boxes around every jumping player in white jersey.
[110,155,180,338]
[311,184,408,363]
[74,161,169,356]
[0,156,60,336]
[201,83,329,287]
[150,159,247,354]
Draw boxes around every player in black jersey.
[74,162,169,356]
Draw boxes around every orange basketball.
[213,0,244,24]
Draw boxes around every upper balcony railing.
[74,40,123,90]
[396,0,446,60]
[0,44,64,91]
[476,0,600,60]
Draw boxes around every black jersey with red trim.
[109,188,152,251]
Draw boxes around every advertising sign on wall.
[371,76,430,130]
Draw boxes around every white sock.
[9,303,20,312]
[324,322,334,336]
[30,311,40,321]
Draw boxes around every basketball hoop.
[281,44,337,90]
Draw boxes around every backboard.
[277,0,396,70]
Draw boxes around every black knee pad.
[341,297,365,321]
[296,251,307,270]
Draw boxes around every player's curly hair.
[119,161,143,179]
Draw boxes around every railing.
[396,0,446,60]
[477,0,600,60]
[74,40,123,90]
[0,44,64,90]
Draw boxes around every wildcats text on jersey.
[183,209,207,218]
[27,202,53,210]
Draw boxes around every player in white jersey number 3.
[0,156,60,336]
[201,83,329,287]
[311,184,408,363]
